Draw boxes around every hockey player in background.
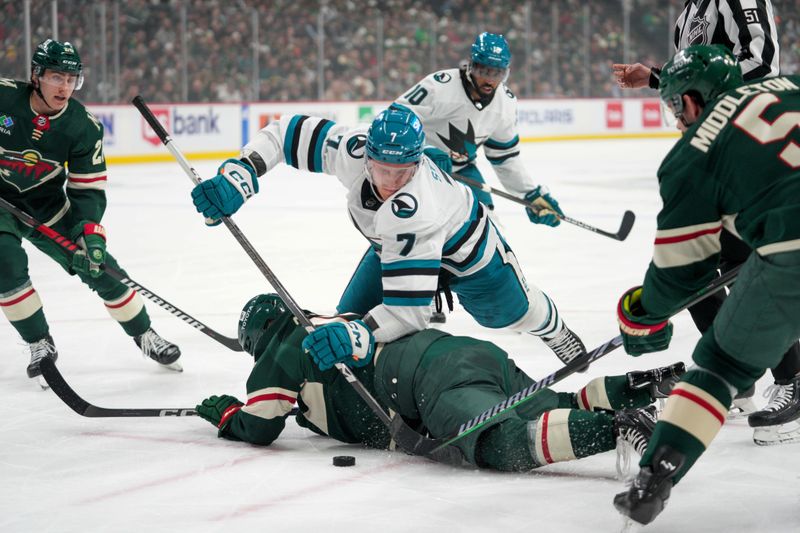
[196,293,684,472]
[0,39,182,384]
[396,32,559,215]
[612,0,800,426]
[391,32,563,323]
[191,104,586,366]
[613,45,800,525]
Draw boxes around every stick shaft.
[0,196,242,351]
[449,172,635,240]
[131,96,439,455]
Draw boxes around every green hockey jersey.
[642,75,800,316]
[0,79,107,226]
[222,312,392,448]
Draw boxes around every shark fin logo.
[347,134,367,159]
[391,193,418,219]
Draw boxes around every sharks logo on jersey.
[438,120,478,164]
[391,193,418,218]
[434,72,452,83]
[0,148,63,192]
[347,134,367,159]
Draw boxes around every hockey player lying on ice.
[196,293,684,472]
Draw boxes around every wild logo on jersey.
[438,120,478,164]
[0,148,63,192]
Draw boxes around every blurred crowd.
[1,0,798,104]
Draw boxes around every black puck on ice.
[333,455,356,467]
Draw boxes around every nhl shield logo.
[687,16,710,45]
[391,193,418,218]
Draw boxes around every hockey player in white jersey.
[395,32,557,217]
[190,105,586,365]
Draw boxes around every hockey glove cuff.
[524,186,563,227]
[423,146,453,175]
[302,320,376,371]
[70,221,107,277]
[617,286,673,356]
[191,158,258,223]
[196,394,244,435]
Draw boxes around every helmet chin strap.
[31,76,56,113]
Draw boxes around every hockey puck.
[333,455,356,467]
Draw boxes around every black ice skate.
[134,328,183,372]
[626,362,686,401]
[613,405,658,479]
[613,444,685,526]
[27,334,58,379]
[748,375,800,445]
[543,325,587,368]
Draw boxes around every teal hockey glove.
[196,394,243,434]
[191,158,258,225]
[423,146,453,175]
[70,221,107,278]
[524,186,563,227]
[302,320,375,371]
[617,286,673,356]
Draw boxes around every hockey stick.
[40,357,197,417]
[40,357,302,419]
[0,196,243,352]
[131,96,458,462]
[429,264,742,453]
[450,172,636,241]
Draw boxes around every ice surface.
[2,139,798,532]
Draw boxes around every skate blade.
[36,375,50,390]
[159,360,184,373]
[619,516,642,533]
[753,422,800,446]
[728,398,757,419]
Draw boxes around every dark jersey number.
[397,233,416,256]
[403,85,428,105]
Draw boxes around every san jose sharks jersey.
[641,75,800,317]
[0,79,107,226]
[241,114,503,342]
[395,67,536,197]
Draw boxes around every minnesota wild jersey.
[642,74,800,316]
[222,311,391,447]
[395,68,536,197]
[0,79,107,226]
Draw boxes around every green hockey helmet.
[238,293,288,358]
[31,39,84,90]
[659,44,742,123]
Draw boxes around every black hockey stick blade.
[615,210,636,241]
[560,209,636,241]
[40,358,197,418]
